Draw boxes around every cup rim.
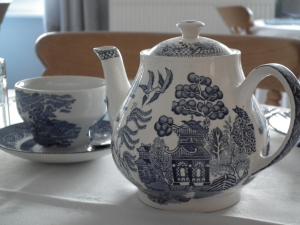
[15,75,106,93]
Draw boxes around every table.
[252,19,300,39]
[0,96,299,225]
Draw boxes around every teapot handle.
[239,63,300,174]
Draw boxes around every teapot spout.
[94,46,131,123]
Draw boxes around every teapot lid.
[147,20,232,57]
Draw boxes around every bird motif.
[139,67,173,105]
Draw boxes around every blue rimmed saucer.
[0,119,112,163]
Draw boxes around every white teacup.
[15,76,106,149]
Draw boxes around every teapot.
[94,21,300,212]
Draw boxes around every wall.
[0,15,44,88]
[110,0,276,33]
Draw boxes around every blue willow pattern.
[15,90,81,147]
[152,41,230,57]
[139,68,173,105]
[94,48,120,60]
[137,111,255,203]
[112,68,174,181]
[112,69,256,204]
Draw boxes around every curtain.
[0,2,10,26]
[44,0,109,32]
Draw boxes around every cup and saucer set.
[0,76,112,163]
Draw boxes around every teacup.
[15,76,106,149]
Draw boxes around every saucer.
[0,120,112,163]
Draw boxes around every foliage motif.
[149,138,173,185]
[208,127,229,162]
[172,73,228,119]
[114,103,153,180]
[232,106,256,155]
[111,140,137,184]
[154,73,228,138]
[114,67,174,181]
[117,107,152,150]
[154,115,176,137]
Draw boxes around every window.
[196,168,201,177]
[6,0,44,17]
[180,167,187,177]
[276,0,300,18]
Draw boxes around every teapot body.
[95,20,300,212]
[111,51,269,210]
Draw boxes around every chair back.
[217,5,254,34]
[36,32,174,80]
[211,35,300,105]
[36,32,300,105]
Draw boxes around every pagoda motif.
[171,120,211,186]
[136,120,212,189]
[131,72,256,204]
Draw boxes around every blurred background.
[0,0,299,88]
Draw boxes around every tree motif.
[208,127,229,162]
[171,73,228,120]
[154,115,177,137]
[154,73,228,138]
[231,106,256,155]
[149,138,173,185]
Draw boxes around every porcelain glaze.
[15,76,107,149]
[94,21,300,211]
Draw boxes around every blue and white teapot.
[94,21,300,211]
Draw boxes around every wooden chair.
[217,5,254,34]
[36,32,174,80]
[0,2,10,26]
[36,32,300,106]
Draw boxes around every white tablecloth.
[0,93,299,225]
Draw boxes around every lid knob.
[176,20,205,39]
[148,20,232,57]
